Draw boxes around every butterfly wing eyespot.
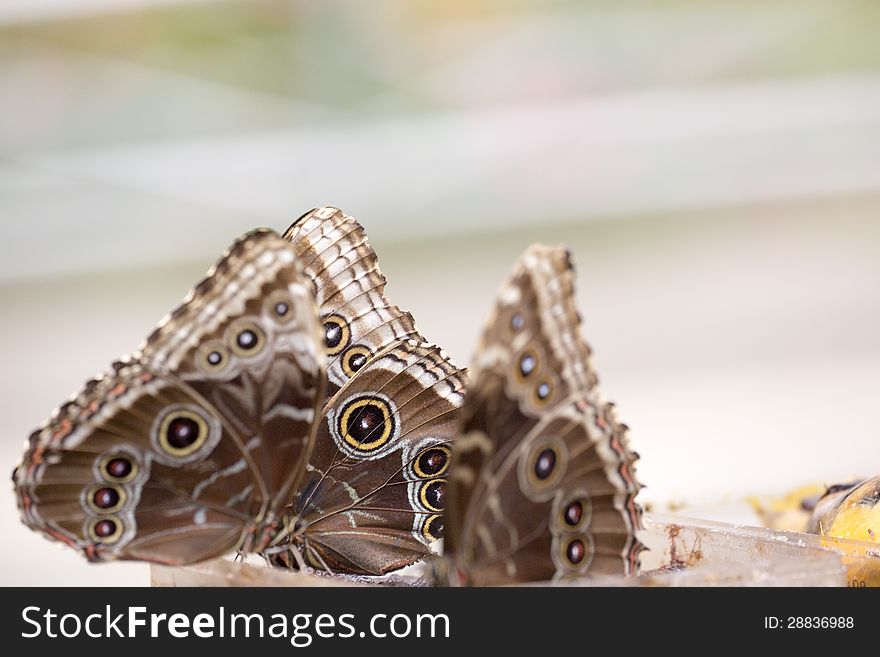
[553,491,592,533]
[87,516,124,544]
[422,514,444,542]
[516,350,539,381]
[321,314,350,355]
[554,534,594,573]
[418,479,447,512]
[85,484,127,514]
[341,345,372,377]
[534,448,557,480]
[153,406,218,460]
[196,340,229,374]
[226,319,267,357]
[532,377,555,405]
[413,446,450,479]
[519,438,568,501]
[337,396,394,454]
[265,290,297,324]
[510,312,525,333]
[98,454,139,484]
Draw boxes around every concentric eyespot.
[563,536,588,566]
[422,514,444,542]
[228,320,266,357]
[551,532,595,575]
[520,438,567,499]
[533,378,554,405]
[564,501,583,526]
[157,409,210,457]
[517,350,538,379]
[413,446,450,479]
[322,314,350,356]
[99,454,138,484]
[419,479,447,512]
[86,484,126,514]
[87,516,123,544]
[265,290,296,324]
[341,345,372,377]
[338,397,394,453]
[511,312,525,332]
[197,340,229,373]
[554,494,591,532]
[534,448,557,481]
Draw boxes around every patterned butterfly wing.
[283,207,424,398]
[13,231,325,565]
[274,341,466,575]
[444,245,643,585]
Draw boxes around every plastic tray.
[151,513,869,587]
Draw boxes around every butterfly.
[440,244,643,584]
[13,207,466,575]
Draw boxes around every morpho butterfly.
[13,207,466,575]
[439,244,643,584]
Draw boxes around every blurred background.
[1,0,879,585]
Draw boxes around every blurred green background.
[1,0,879,585]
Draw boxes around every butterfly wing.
[283,207,424,397]
[13,230,325,565]
[445,245,643,584]
[275,207,466,575]
[14,362,263,565]
[281,341,466,575]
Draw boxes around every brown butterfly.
[13,208,465,575]
[440,244,643,584]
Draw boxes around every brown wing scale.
[283,207,424,397]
